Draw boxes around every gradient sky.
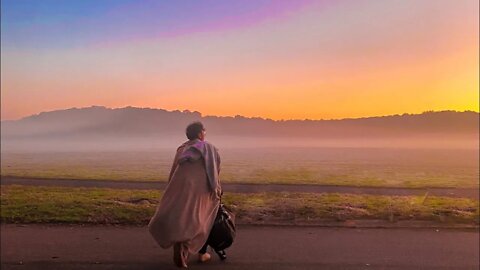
[1,0,478,120]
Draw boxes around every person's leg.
[199,242,208,254]
[180,242,189,267]
[173,242,182,266]
[173,242,188,268]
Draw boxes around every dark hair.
[186,121,205,140]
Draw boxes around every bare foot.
[198,252,211,263]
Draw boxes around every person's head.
[186,121,206,141]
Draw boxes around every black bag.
[207,203,236,260]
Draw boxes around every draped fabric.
[178,139,222,197]
[148,139,221,254]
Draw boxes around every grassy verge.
[1,185,478,225]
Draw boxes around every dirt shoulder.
[1,176,479,199]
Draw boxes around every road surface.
[1,224,478,269]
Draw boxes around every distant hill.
[1,106,478,151]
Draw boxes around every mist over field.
[1,106,478,152]
[1,106,478,188]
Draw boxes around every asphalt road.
[2,176,479,199]
[1,225,478,270]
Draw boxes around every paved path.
[1,225,478,270]
[1,176,478,199]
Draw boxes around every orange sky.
[1,0,478,121]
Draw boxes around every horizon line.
[1,105,479,122]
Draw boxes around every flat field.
[1,147,478,188]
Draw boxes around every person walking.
[148,121,222,268]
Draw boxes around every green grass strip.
[1,185,478,225]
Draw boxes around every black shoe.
[215,250,227,260]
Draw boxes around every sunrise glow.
[1,0,478,120]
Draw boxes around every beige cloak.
[148,139,221,254]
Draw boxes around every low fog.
[1,134,479,153]
[1,106,478,152]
